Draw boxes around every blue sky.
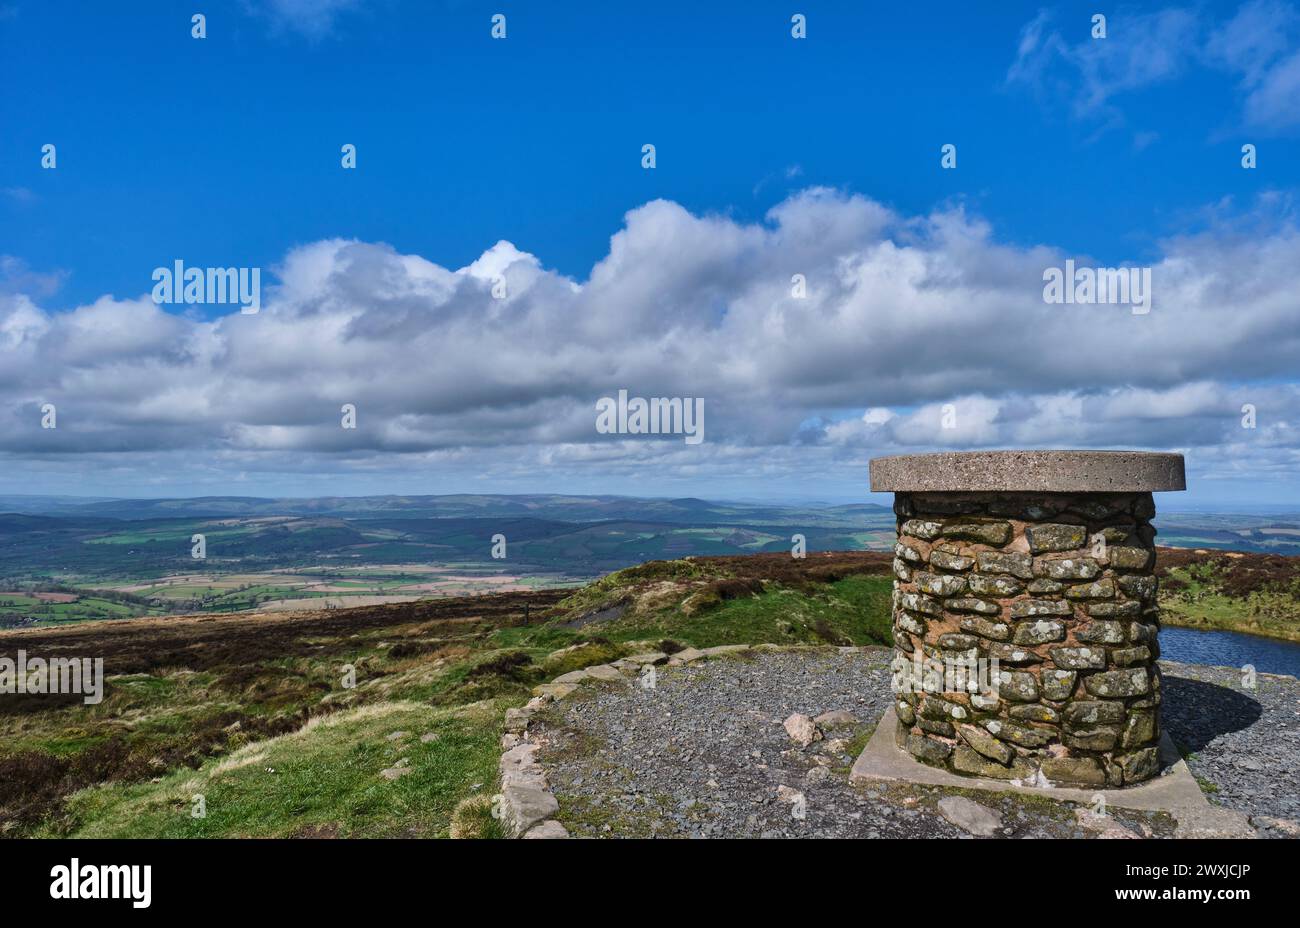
[1,1,1298,506]
[5,0,1292,302]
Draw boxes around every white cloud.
[1208,0,1300,130]
[0,255,64,298]
[1009,1,1300,134]
[0,188,1297,496]
[1007,7,1200,127]
[1207,0,1300,83]
[1243,48,1300,129]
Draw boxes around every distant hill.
[0,497,901,624]
[1,493,1297,627]
[0,493,892,527]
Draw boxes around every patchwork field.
[87,566,566,614]
[0,496,902,627]
[1,496,1296,634]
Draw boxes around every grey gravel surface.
[532,648,1207,839]
[1159,660,1300,838]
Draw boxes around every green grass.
[25,596,145,625]
[549,557,718,616]
[665,575,893,647]
[46,700,501,838]
[0,594,43,607]
[487,574,894,661]
[5,557,893,839]
[1159,563,1300,642]
[577,575,891,649]
[1161,591,1300,642]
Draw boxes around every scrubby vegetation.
[0,552,893,838]
[1156,548,1300,642]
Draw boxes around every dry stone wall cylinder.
[869,451,1186,788]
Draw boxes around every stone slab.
[869,451,1186,493]
[850,707,1252,838]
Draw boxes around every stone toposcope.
[869,450,1184,788]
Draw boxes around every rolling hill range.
[0,493,894,526]
[0,493,1297,626]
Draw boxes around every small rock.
[502,784,559,836]
[531,682,579,700]
[380,766,411,781]
[385,731,409,741]
[585,664,624,682]
[420,732,440,743]
[701,644,751,657]
[523,820,569,839]
[1075,809,1139,839]
[783,713,821,747]
[937,796,1002,836]
[625,652,669,666]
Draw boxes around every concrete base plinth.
[850,707,1253,838]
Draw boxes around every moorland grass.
[46,700,502,838]
[3,555,891,838]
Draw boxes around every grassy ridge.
[0,552,892,838]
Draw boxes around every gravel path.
[531,647,1285,839]
[1159,661,1300,837]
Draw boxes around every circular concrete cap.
[869,450,1186,493]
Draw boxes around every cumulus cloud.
[1,188,1297,497]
